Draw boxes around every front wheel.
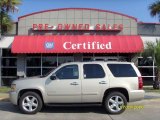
[103,92,127,114]
[19,92,43,114]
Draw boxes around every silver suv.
[9,61,144,114]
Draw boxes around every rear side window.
[107,64,137,77]
[83,64,105,79]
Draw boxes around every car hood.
[12,76,46,85]
[13,76,38,81]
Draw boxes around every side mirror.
[50,75,57,80]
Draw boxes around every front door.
[45,64,81,103]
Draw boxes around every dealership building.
[0,8,160,86]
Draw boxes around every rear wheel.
[103,92,127,114]
[19,92,43,114]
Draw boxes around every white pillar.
[17,55,26,78]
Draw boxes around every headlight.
[11,84,16,91]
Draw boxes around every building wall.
[7,23,18,35]
[4,9,159,86]
[141,36,160,48]
[138,23,160,36]
[18,8,138,35]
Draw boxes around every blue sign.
[45,42,54,49]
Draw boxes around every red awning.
[11,35,143,53]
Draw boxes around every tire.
[103,92,127,114]
[19,92,43,114]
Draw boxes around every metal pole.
[0,8,2,40]
[0,48,2,86]
[0,7,3,86]
[41,54,42,76]
[153,57,155,82]
[0,6,3,86]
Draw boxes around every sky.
[11,0,159,22]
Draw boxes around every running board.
[46,103,102,107]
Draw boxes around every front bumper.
[9,91,18,105]
[129,90,145,102]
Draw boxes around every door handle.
[99,81,107,84]
[70,82,79,85]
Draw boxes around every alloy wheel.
[108,96,124,112]
[22,96,38,112]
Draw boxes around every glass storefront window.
[25,54,74,77]
[83,53,94,57]
[139,68,156,76]
[1,68,17,76]
[42,56,57,75]
[1,49,17,86]
[26,68,41,77]
[58,54,73,57]
[26,57,41,77]
[42,54,74,75]
[83,53,94,61]
[138,57,155,66]
[58,57,74,65]
[42,68,54,76]
[83,58,92,61]
[42,54,57,57]
[1,78,17,86]
[2,58,17,66]
[42,57,57,67]
[26,54,41,57]
[2,49,16,57]
[27,58,41,66]
[58,54,74,65]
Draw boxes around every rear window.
[107,64,137,77]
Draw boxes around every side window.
[55,65,79,79]
[83,64,105,79]
[107,64,137,77]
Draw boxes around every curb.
[0,98,10,102]
[0,97,8,100]
[144,98,160,101]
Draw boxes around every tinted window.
[107,64,137,77]
[55,65,79,79]
[83,64,105,78]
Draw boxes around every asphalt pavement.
[0,98,160,120]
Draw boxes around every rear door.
[81,63,109,103]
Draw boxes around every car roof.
[61,61,133,66]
